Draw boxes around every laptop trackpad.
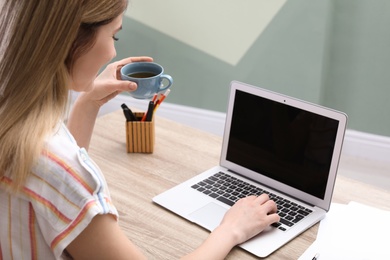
[189,202,227,231]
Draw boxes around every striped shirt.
[0,123,118,259]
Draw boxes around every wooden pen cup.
[125,112,155,153]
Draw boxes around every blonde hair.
[0,0,127,191]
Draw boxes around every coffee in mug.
[120,62,173,99]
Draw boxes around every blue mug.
[120,62,173,99]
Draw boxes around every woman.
[0,1,279,259]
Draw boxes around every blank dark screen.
[226,90,339,199]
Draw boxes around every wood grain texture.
[89,110,390,259]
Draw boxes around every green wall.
[114,0,390,137]
[321,0,390,136]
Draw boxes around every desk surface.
[89,110,390,259]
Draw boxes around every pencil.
[154,89,171,113]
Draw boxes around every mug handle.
[158,74,173,92]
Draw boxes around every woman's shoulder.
[26,125,109,206]
[26,122,118,235]
[22,124,118,258]
[34,123,104,197]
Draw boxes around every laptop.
[153,81,347,257]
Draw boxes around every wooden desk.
[89,110,390,259]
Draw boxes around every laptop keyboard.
[191,172,313,231]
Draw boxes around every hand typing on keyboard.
[183,194,280,260]
[219,194,280,245]
[191,172,312,232]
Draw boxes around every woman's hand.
[182,194,279,260]
[83,56,153,107]
[67,56,153,149]
[219,194,280,245]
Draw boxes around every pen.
[151,93,158,103]
[153,89,171,113]
[143,101,155,121]
[312,253,320,260]
[121,103,137,121]
[145,101,155,121]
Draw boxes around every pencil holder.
[126,112,155,153]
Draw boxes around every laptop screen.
[226,89,339,200]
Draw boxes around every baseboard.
[110,95,390,164]
[121,96,226,136]
[342,130,390,163]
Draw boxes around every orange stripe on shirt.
[51,200,97,250]
[0,176,12,186]
[23,187,71,224]
[44,151,94,194]
[31,173,79,210]
[1,176,70,224]
[7,194,14,260]
[29,203,38,260]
